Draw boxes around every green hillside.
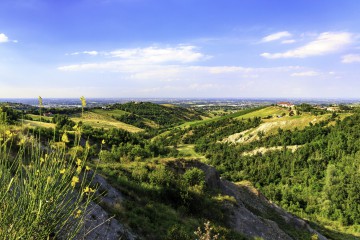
[111,102,204,127]
[1,102,359,240]
[70,111,143,133]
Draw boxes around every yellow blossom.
[18,138,26,145]
[61,133,69,143]
[76,166,82,174]
[101,139,106,144]
[71,176,79,187]
[83,186,95,194]
[76,158,82,166]
[60,169,66,174]
[74,209,82,218]
[5,130,13,137]
[85,166,91,171]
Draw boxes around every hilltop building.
[277,102,294,108]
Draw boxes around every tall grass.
[0,122,95,239]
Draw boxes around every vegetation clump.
[0,124,95,239]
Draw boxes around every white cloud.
[69,51,99,56]
[203,66,253,74]
[0,33,9,43]
[281,39,296,44]
[83,51,98,56]
[66,45,208,64]
[262,31,292,42]
[291,71,319,77]
[342,54,360,63]
[261,32,353,59]
[109,45,208,64]
[60,45,210,73]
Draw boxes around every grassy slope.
[179,106,267,128]
[225,106,352,144]
[236,106,288,119]
[176,144,206,160]
[23,119,56,128]
[92,109,159,128]
[92,109,128,118]
[27,114,53,121]
[71,111,143,133]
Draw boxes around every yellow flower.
[18,138,25,145]
[40,157,45,164]
[74,209,82,218]
[60,169,66,174]
[101,139,106,144]
[76,158,82,166]
[76,166,82,174]
[61,133,69,143]
[71,176,79,187]
[5,130,13,137]
[85,166,91,171]
[83,186,95,194]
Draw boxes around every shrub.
[0,127,95,239]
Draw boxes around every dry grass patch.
[71,111,142,133]
[23,120,56,129]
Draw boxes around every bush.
[0,127,95,239]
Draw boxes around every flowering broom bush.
[0,125,95,239]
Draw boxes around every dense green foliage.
[194,114,360,233]
[111,102,203,127]
[0,106,21,124]
[113,112,151,129]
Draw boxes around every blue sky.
[1,0,360,98]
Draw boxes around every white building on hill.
[277,102,295,108]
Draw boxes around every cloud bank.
[342,54,360,63]
[261,32,353,59]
